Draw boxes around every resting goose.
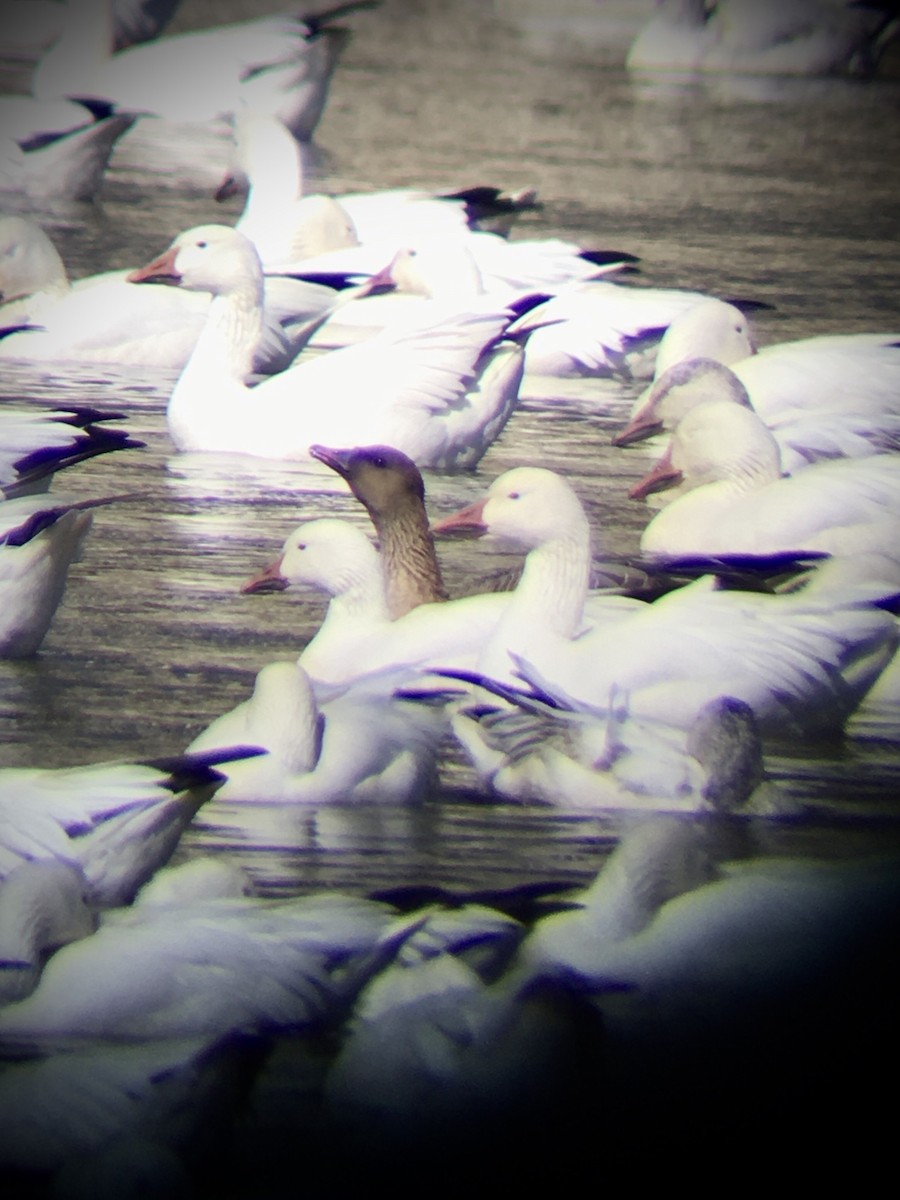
[432,466,898,737]
[0,215,349,372]
[128,224,524,468]
[634,398,900,558]
[186,659,444,804]
[0,748,265,906]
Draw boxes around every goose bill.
[241,559,289,594]
[430,497,488,537]
[127,246,181,285]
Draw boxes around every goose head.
[653,297,756,378]
[310,443,426,523]
[433,466,591,553]
[685,695,767,811]
[243,517,385,602]
[127,224,264,298]
[616,357,754,448]
[630,396,783,500]
[385,242,485,301]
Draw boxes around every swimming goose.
[616,357,900,478]
[128,224,524,468]
[625,0,898,77]
[634,399,900,558]
[448,678,786,813]
[0,405,143,497]
[0,108,137,205]
[219,112,540,271]
[32,0,371,138]
[0,887,398,1041]
[292,236,639,350]
[186,659,444,804]
[615,299,900,457]
[310,444,448,616]
[242,517,510,689]
[0,860,95,1005]
[0,215,349,372]
[432,466,898,736]
[0,492,104,657]
[0,747,264,906]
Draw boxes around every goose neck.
[327,566,391,623]
[375,503,448,617]
[513,532,591,638]
[187,282,264,384]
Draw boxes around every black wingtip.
[580,248,641,267]
[143,746,269,793]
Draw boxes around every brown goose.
[310,444,448,618]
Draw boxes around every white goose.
[625,0,898,77]
[0,748,264,906]
[0,492,100,657]
[617,357,900,478]
[186,659,444,804]
[32,0,367,139]
[220,110,474,269]
[449,681,786,814]
[0,108,137,205]
[0,215,348,372]
[241,517,511,689]
[0,887,397,1041]
[432,466,898,737]
[128,224,524,468]
[616,298,900,462]
[634,398,900,558]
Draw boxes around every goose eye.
[373,456,386,468]
[196,240,208,249]
[508,491,520,500]
[296,542,306,551]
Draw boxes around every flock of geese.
[2,0,900,1191]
